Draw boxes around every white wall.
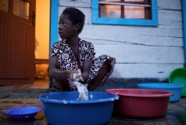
[58,0,184,80]
[35,0,50,59]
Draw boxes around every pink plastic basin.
[106,88,173,118]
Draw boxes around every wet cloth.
[49,39,115,92]
[71,69,88,100]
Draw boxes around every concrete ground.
[0,80,186,125]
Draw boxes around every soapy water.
[62,100,67,104]
[90,94,94,99]
[43,97,69,104]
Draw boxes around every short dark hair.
[62,7,85,34]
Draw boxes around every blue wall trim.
[182,0,186,66]
[92,0,158,26]
[50,0,58,53]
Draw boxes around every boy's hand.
[67,65,84,88]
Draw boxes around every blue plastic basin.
[39,91,119,125]
[3,106,41,120]
[137,83,184,102]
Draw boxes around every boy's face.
[58,14,77,39]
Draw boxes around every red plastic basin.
[106,88,173,118]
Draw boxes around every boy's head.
[61,7,85,34]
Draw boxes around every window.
[92,0,158,26]
[13,0,30,19]
[0,0,9,12]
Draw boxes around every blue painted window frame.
[92,0,158,26]
[182,0,186,66]
[50,0,58,52]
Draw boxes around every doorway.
[0,0,36,85]
[35,0,50,80]
[0,0,50,85]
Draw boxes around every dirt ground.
[0,80,186,125]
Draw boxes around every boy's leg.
[88,56,115,91]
